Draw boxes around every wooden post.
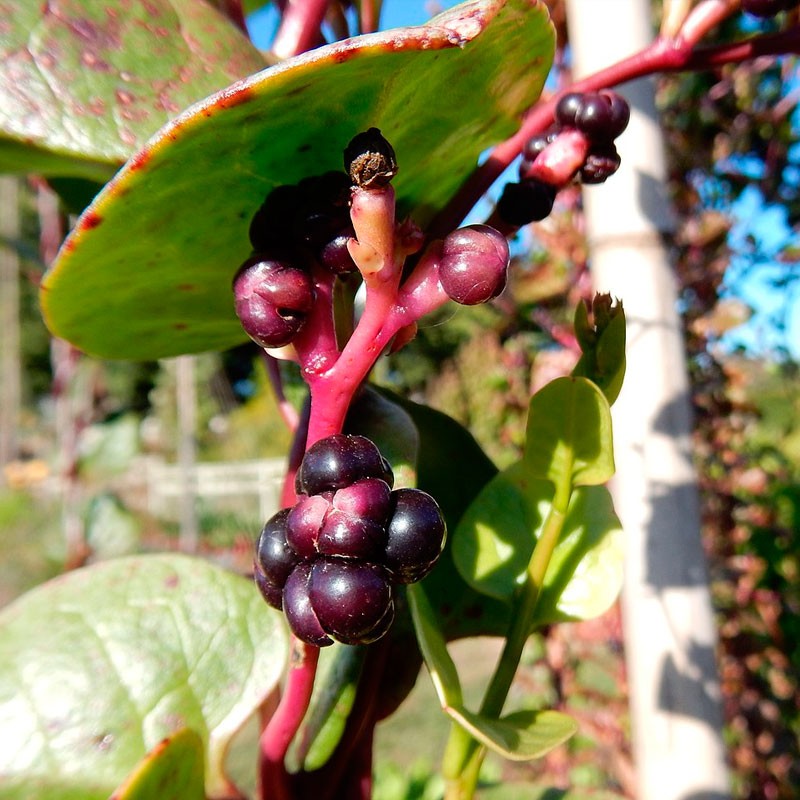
[564,1,732,797]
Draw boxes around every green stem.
[441,495,569,799]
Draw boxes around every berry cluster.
[742,0,798,16]
[233,170,356,349]
[498,89,630,227]
[254,434,446,646]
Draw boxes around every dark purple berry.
[579,144,622,184]
[554,92,584,127]
[497,180,557,227]
[317,510,386,560]
[283,563,334,647]
[254,567,284,610]
[294,171,352,249]
[574,92,614,142]
[603,91,630,141]
[286,493,332,558]
[319,227,358,274]
[383,489,446,584]
[742,0,797,16]
[249,184,302,251]
[296,434,394,496]
[522,127,559,162]
[439,224,510,306]
[255,508,301,594]
[233,253,315,349]
[309,559,394,644]
[344,128,398,188]
[332,478,392,525]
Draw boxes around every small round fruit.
[255,508,300,591]
[286,493,332,558]
[317,510,386,560]
[439,224,510,306]
[332,478,392,525]
[580,144,622,184]
[554,92,584,127]
[248,184,302,251]
[319,227,358,274]
[309,558,394,644]
[296,434,394,496]
[253,566,284,610]
[497,180,556,227]
[283,563,334,647]
[573,92,614,142]
[603,91,630,141]
[344,127,398,188]
[233,253,314,348]
[383,489,447,584]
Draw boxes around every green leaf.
[85,492,141,560]
[109,728,205,800]
[382,391,512,640]
[571,295,626,406]
[524,377,614,492]
[445,706,576,762]
[452,464,623,624]
[0,554,289,800]
[40,0,555,359]
[346,386,419,490]
[292,644,365,772]
[407,584,464,710]
[0,0,266,178]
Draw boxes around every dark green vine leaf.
[382,391,513,640]
[40,0,555,359]
[524,377,615,490]
[0,554,289,800]
[109,728,205,800]
[451,463,623,623]
[0,0,266,179]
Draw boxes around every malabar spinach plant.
[0,1,797,798]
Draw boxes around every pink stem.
[428,25,800,239]
[272,0,331,58]
[259,639,321,800]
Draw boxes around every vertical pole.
[564,1,731,798]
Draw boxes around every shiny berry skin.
[574,92,614,141]
[233,253,314,349]
[309,558,394,644]
[254,509,300,605]
[283,563,334,647]
[286,493,331,558]
[332,478,392,525]
[319,227,358,274]
[497,180,556,227]
[439,224,510,306]
[383,489,447,584]
[317,510,386,560]
[254,567,285,610]
[296,434,394,496]
[554,92,584,127]
[604,91,630,140]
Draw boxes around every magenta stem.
[272,0,331,58]
[428,24,800,240]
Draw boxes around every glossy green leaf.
[0,0,266,178]
[452,462,623,623]
[407,583,464,710]
[445,707,576,762]
[109,728,205,800]
[572,295,626,406]
[524,377,614,491]
[346,386,419,490]
[0,554,289,800]
[40,0,555,359]
[382,391,513,641]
